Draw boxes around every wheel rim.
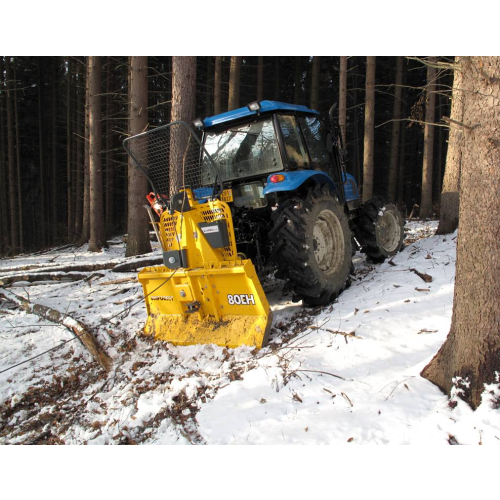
[376,210,401,253]
[313,210,344,275]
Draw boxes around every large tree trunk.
[310,56,320,110]
[419,57,437,219]
[436,57,463,235]
[5,57,19,253]
[387,56,403,202]
[80,57,91,245]
[88,56,106,252]
[126,56,152,257]
[228,56,242,111]
[257,56,264,102]
[339,56,348,146]
[421,57,500,410]
[169,56,197,196]
[74,63,84,239]
[214,56,222,115]
[362,56,376,202]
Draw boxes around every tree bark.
[105,57,114,236]
[420,57,437,219]
[421,56,500,410]
[74,62,84,239]
[67,58,73,239]
[214,56,222,115]
[362,56,376,202]
[310,56,320,110]
[88,56,106,252]
[339,56,348,146]
[170,56,197,196]
[387,56,403,202]
[13,60,23,252]
[37,59,47,248]
[0,57,9,254]
[80,57,91,245]
[436,57,463,235]
[228,56,242,111]
[51,59,59,244]
[126,56,152,257]
[5,57,19,253]
[275,58,280,101]
[205,56,213,117]
[257,56,264,102]
[294,56,301,104]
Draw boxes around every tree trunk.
[362,56,376,202]
[214,56,222,115]
[5,57,19,253]
[310,56,320,110]
[257,56,264,102]
[170,56,197,196]
[88,56,106,252]
[387,56,403,202]
[275,58,280,101]
[205,56,213,117]
[37,59,47,248]
[420,57,437,219]
[126,56,152,257]
[67,58,73,239]
[80,57,90,245]
[0,57,10,254]
[228,56,242,111]
[436,57,463,235]
[51,59,59,244]
[74,63,84,239]
[13,60,23,253]
[421,57,500,410]
[105,57,114,236]
[339,56,348,146]
[293,56,301,104]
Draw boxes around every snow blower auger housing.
[123,121,272,349]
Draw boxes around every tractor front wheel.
[271,185,352,307]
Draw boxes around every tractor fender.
[263,170,336,196]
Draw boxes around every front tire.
[270,185,352,306]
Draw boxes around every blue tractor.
[130,100,405,308]
[193,100,405,306]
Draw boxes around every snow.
[1,222,499,445]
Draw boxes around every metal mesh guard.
[123,121,221,206]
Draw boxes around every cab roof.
[202,100,319,129]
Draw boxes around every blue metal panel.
[202,100,319,129]
[262,171,335,195]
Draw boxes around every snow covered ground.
[0,221,499,445]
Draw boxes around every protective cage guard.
[123,121,223,211]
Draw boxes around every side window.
[277,115,309,168]
[298,116,330,168]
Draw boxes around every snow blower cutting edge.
[123,121,272,349]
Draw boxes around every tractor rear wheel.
[357,196,405,262]
[271,185,352,307]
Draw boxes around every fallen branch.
[410,268,433,283]
[309,326,359,339]
[0,272,91,287]
[0,288,112,372]
[112,256,163,273]
[98,277,138,286]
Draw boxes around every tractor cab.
[196,100,359,213]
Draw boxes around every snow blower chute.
[123,121,272,348]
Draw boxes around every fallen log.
[0,272,91,287]
[0,288,112,372]
[112,256,163,273]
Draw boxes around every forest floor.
[1,221,499,445]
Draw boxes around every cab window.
[277,115,309,169]
[298,116,330,168]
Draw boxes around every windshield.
[202,118,283,184]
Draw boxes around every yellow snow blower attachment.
[123,121,272,349]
